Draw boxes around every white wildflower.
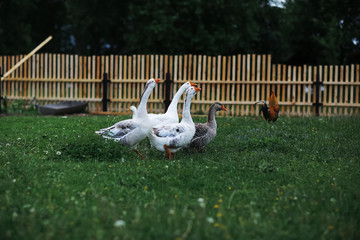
[206,217,214,223]
[56,151,62,156]
[114,220,126,228]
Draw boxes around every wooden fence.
[1,54,359,116]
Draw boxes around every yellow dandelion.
[316,179,320,183]
[217,212,223,218]
[228,186,231,190]
[105,187,109,190]
[218,199,223,203]
[214,222,220,227]
[331,183,335,186]
[144,186,148,191]
[289,196,294,200]
[174,194,178,199]
[148,165,151,168]
[65,210,69,215]
[328,225,334,230]
[214,204,219,209]
[108,165,112,168]
[275,197,279,201]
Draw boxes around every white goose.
[148,86,201,159]
[95,78,159,158]
[130,81,197,125]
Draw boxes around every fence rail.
[1,53,359,116]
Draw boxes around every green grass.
[0,115,359,240]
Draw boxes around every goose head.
[213,102,227,112]
[185,86,201,99]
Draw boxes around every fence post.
[313,68,323,116]
[102,73,110,112]
[0,67,2,114]
[164,72,172,112]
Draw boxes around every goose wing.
[152,124,185,138]
[95,119,137,138]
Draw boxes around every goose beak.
[190,81,197,87]
[222,106,228,111]
[194,87,201,93]
[155,79,160,83]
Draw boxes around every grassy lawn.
[0,115,359,239]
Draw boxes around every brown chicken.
[254,91,280,122]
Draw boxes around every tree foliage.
[0,0,359,64]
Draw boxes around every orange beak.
[194,87,201,93]
[190,81,197,87]
[155,79,160,83]
[222,106,227,111]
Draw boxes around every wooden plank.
[87,56,91,102]
[255,55,261,116]
[267,55,271,98]
[311,66,317,115]
[291,66,296,116]
[118,55,123,111]
[2,36,52,79]
[339,65,344,116]
[32,55,36,100]
[235,54,241,116]
[61,54,65,99]
[240,55,245,116]
[79,56,83,100]
[350,64,354,116]
[261,54,266,115]
[230,55,236,116]
[328,65,333,116]
[281,65,286,116]
[75,55,79,100]
[334,66,339,115]
[251,54,255,116]
[297,66,301,116]
[70,55,74,99]
[355,65,359,115]
[322,66,328,116]
[211,56,216,115]
[245,54,250,116]
[36,54,40,99]
[344,65,349,115]
[207,56,212,114]
[221,56,226,105]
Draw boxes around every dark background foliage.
[0,0,359,64]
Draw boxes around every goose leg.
[134,149,145,159]
[164,144,171,160]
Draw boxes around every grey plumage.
[190,102,227,151]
